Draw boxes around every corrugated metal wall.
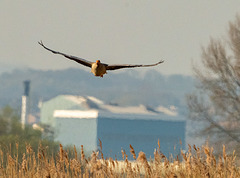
[97,117,185,159]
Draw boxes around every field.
[0,142,239,178]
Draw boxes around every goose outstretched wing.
[106,61,164,70]
[38,41,92,68]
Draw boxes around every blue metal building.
[40,95,186,159]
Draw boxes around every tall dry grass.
[0,142,239,177]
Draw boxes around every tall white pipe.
[21,95,27,129]
[21,80,30,129]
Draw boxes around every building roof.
[50,95,182,121]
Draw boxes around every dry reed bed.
[0,142,239,178]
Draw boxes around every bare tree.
[187,15,240,152]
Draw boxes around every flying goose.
[38,41,164,77]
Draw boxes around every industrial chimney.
[21,80,30,129]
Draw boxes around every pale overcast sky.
[0,1,240,75]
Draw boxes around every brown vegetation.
[0,142,239,177]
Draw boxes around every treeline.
[0,68,194,114]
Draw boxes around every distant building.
[40,95,186,159]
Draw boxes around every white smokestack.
[21,80,30,129]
